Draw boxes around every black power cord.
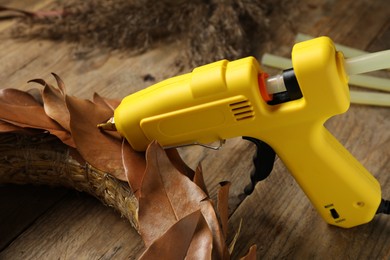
[376,199,390,214]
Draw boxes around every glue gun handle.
[264,126,381,228]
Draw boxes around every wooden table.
[0,0,389,259]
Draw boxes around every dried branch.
[8,0,299,67]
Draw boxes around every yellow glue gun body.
[114,37,381,228]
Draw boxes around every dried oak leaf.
[218,181,231,239]
[43,73,69,130]
[186,210,214,259]
[27,88,43,105]
[193,164,209,196]
[139,142,230,259]
[0,88,41,106]
[93,92,121,111]
[0,89,39,133]
[138,141,208,245]
[29,75,71,132]
[200,199,230,259]
[139,210,205,259]
[0,121,24,133]
[122,139,147,195]
[35,75,145,182]
[65,94,129,181]
[0,88,73,146]
[122,140,203,203]
[165,148,195,180]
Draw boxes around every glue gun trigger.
[242,137,276,195]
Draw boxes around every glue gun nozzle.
[97,117,116,131]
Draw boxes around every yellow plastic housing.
[114,37,381,228]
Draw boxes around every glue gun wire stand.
[98,37,390,228]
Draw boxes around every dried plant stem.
[0,133,139,230]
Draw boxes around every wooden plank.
[0,191,144,259]
[0,185,68,250]
[0,38,184,99]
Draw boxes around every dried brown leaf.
[218,181,231,239]
[240,245,257,260]
[186,209,213,260]
[165,148,195,179]
[121,139,147,196]
[0,119,43,135]
[65,95,126,180]
[29,77,71,132]
[139,210,202,260]
[200,199,230,259]
[51,72,66,96]
[93,92,121,111]
[193,164,209,197]
[0,89,73,146]
[138,141,207,246]
[0,120,25,133]
[27,88,43,105]
[0,88,41,106]
[166,149,210,195]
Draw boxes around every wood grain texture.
[1,192,144,260]
[0,0,389,259]
[0,185,68,251]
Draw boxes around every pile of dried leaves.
[0,75,255,259]
[7,0,298,66]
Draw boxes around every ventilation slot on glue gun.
[229,100,255,121]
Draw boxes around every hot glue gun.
[99,37,390,228]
